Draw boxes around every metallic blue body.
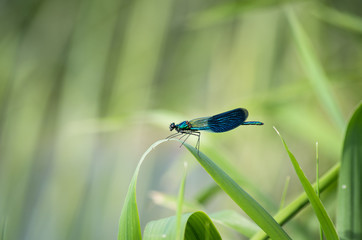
[168,108,263,154]
[172,108,263,133]
[175,121,190,130]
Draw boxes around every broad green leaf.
[337,102,362,239]
[118,139,169,240]
[274,127,339,240]
[182,142,291,240]
[143,211,221,240]
[210,210,260,238]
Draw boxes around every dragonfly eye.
[169,123,176,131]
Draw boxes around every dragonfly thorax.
[169,121,193,132]
[169,122,177,131]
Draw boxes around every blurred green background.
[0,0,361,239]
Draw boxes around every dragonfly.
[167,108,263,154]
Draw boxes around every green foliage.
[119,102,361,239]
[118,139,290,239]
[118,139,222,239]
[251,163,340,240]
[274,127,339,239]
[182,142,291,239]
[1,0,361,239]
[337,103,362,239]
[143,211,221,240]
[118,139,169,240]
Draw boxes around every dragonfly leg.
[166,132,183,139]
[167,131,201,153]
[195,132,201,155]
[180,132,201,154]
[180,133,191,148]
[178,133,188,141]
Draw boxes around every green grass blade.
[274,127,339,240]
[1,218,7,240]
[210,210,260,238]
[279,176,291,210]
[176,162,188,240]
[118,139,169,240]
[200,145,277,211]
[251,162,340,240]
[286,7,345,130]
[337,102,362,239]
[316,142,320,198]
[313,5,362,34]
[316,142,324,240]
[189,1,289,29]
[182,143,291,240]
[143,211,221,240]
[118,168,142,240]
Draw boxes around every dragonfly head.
[169,122,177,131]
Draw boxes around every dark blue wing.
[207,108,248,132]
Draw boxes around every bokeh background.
[0,0,361,239]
